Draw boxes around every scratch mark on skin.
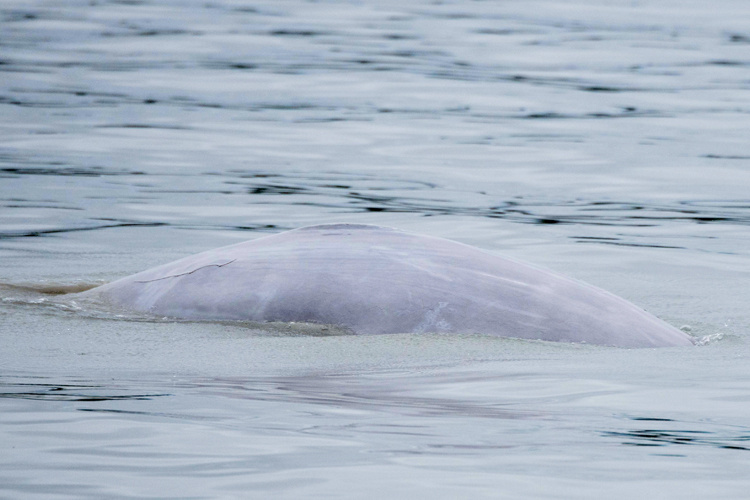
[135,260,236,283]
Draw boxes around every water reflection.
[0,381,170,402]
[2,165,749,242]
[604,426,750,452]
[3,0,750,257]
[189,375,541,420]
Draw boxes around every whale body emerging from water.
[81,224,693,347]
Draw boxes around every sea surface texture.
[1,0,749,498]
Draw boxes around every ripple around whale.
[79,224,694,348]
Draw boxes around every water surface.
[2,0,750,498]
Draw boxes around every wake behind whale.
[77,224,693,348]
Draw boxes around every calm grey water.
[2,0,750,498]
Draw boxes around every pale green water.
[1,0,749,498]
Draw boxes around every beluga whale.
[80,224,694,347]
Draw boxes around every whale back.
[82,224,693,348]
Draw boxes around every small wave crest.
[1,281,97,316]
[693,332,725,346]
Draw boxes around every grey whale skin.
[82,224,693,347]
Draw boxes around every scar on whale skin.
[78,224,695,348]
[134,259,237,283]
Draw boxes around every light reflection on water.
[1,0,750,498]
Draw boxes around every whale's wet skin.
[80,224,692,348]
